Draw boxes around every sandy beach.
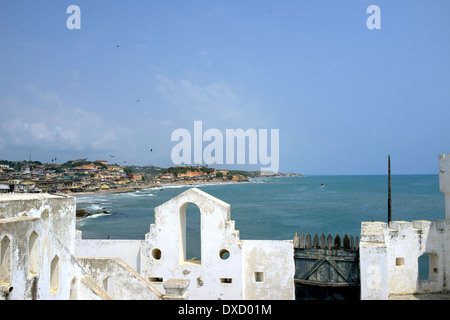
[63,179,243,196]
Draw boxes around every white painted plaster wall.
[75,239,143,273]
[141,188,244,299]
[0,217,85,300]
[140,188,295,300]
[242,240,295,300]
[1,190,295,300]
[77,257,162,300]
[360,219,450,299]
[0,194,117,300]
[0,194,76,253]
[360,154,450,299]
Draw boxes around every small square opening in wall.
[148,277,164,283]
[254,272,264,282]
[396,257,405,266]
[220,278,232,284]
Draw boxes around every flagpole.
[388,155,392,223]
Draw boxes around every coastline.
[73,179,244,219]
[65,179,244,196]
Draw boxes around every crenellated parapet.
[360,217,450,299]
[361,153,450,300]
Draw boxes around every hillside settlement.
[0,159,301,194]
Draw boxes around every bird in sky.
[109,155,115,157]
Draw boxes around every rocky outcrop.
[76,208,111,218]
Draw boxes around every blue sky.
[0,1,449,175]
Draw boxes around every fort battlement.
[1,188,294,300]
[358,154,450,300]
[2,154,450,300]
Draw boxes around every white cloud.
[0,83,132,154]
[24,83,64,108]
[55,126,82,150]
[29,122,52,141]
[156,75,242,123]
[155,74,269,130]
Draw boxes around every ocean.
[75,175,444,260]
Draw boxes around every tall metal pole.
[388,155,391,223]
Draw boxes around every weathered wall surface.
[140,188,244,299]
[360,219,450,299]
[139,188,295,300]
[0,217,85,300]
[75,239,143,273]
[1,189,293,300]
[0,194,129,300]
[0,194,76,252]
[77,257,162,300]
[360,154,450,300]
[242,240,294,300]
[7,153,449,300]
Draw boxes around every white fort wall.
[360,153,450,299]
[75,188,295,299]
[139,188,295,300]
[1,188,294,300]
[0,195,108,300]
[2,153,449,300]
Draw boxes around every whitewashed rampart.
[75,240,143,273]
[77,257,162,300]
[0,194,164,300]
[1,188,294,300]
[0,194,76,252]
[0,215,86,299]
[2,153,449,300]
[360,153,450,299]
[140,188,295,299]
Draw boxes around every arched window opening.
[0,236,11,285]
[70,277,78,300]
[41,209,50,225]
[28,232,39,276]
[418,252,438,281]
[50,255,59,294]
[179,202,201,263]
[103,276,115,297]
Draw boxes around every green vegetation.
[60,160,107,170]
[226,170,259,178]
[165,166,214,175]
[0,160,42,171]
[123,168,133,175]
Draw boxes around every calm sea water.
[75,175,444,258]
